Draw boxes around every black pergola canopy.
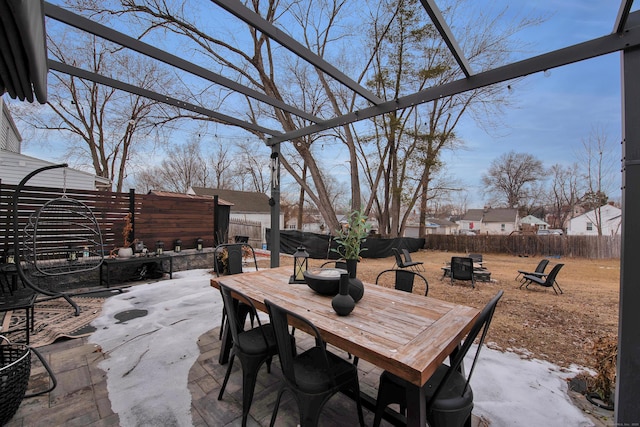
[0,0,635,144]
[2,0,640,424]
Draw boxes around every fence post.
[129,189,136,241]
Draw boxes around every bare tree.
[76,0,539,234]
[146,139,207,193]
[206,140,234,190]
[360,0,532,236]
[576,127,619,235]
[547,163,583,230]
[482,151,546,209]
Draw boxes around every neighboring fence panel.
[425,234,621,259]
[229,218,262,248]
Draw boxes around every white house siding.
[0,150,107,190]
[567,204,622,236]
[482,222,517,235]
[1,98,21,152]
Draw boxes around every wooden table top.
[211,266,480,387]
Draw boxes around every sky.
[440,0,626,207]
[89,267,596,426]
[12,0,633,209]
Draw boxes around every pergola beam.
[269,16,640,144]
[419,0,473,77]
[44,2,320,124]
[210,0,383,105]
[48,60,282,136]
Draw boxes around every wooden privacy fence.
[425,234,621,259]
[229,218,263,248]
[0,183,217,256]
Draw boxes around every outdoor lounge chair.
[265,299,365,427]
[450,256,476,288]
[516,259,549,282]
[402,249,425,271]
[373,291,504,427]
[522,263,564,294]
[391,248,423,271]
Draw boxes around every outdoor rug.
[1,297,104,347]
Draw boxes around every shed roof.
[190,187,269,213]
[462,208,518,223]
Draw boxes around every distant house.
[567,204,621,236]
[519,215,549,233]
[1,98,110,190]
[188,186,284,242]
[458,208,519,235]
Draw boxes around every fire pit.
[303,267,347,295]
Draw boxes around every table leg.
[405,382,427,427]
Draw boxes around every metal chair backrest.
[401,249,413,262]
[392,248,406,268]
[427,290,503,408]
[219,283,266,349]
[375,269,428,296]
[265,299,335,389]
[535,259,550,274]
[451,257,474,281]
[214,243,258,276]
[543,263,564,286]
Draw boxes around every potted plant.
[332,208,371,302]
[116,213,134,258]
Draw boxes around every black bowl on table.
[303,267,347,295]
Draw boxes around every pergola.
[2,0,639,423]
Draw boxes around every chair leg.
[219,307,226,340]
[373,373,406,427]
[269,387,286,427]
[218,352,235,400]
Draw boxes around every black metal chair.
[217,283,277,427]
[516,259,549,282]
[265,299,365,427]
[402,249,425,271]
[373,291,504,427]
[522,263,564,294]
[215,243,259,339]
[391,248,423,271]
[375,269,429,296]
[450,256,476,288]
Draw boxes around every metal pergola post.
[269,142,281,268]
[617,23,640,423]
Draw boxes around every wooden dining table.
[210,266,480,426]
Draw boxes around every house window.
[586,222,593,231]
[501,224,505,231]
